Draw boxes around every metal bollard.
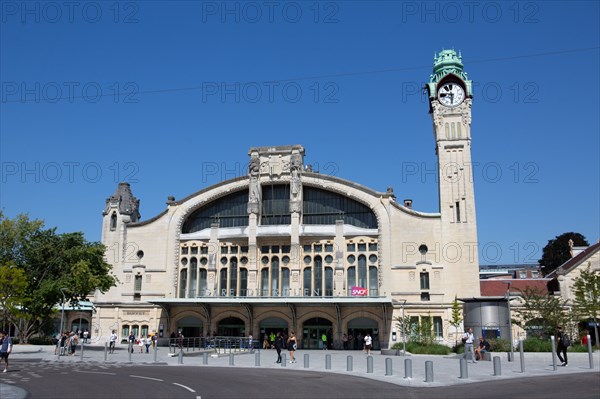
[326,354,331,370]
[304,353,309,368]
[128,344,132,362]
[587,335,594,369]
[104,342,108,362]
[281,353,287,367]
[229,353,234,366]
[404,358,412,379]
[347,355,353,372]
[385,358,393,376]
[80,341,84,361]
[550,336,557,371]
[367,355,373,373]
[425,361,434,382]
[255,351,260,366]
[459,358,468,379]
[203,352,209,365]
[153,345,157,363]
[519,339,525,373]
[178,349,184,365]
[493,356,501,376]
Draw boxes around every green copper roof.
[426,49,473,98]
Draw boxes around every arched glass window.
[325,267,333,296]
[358,255,367,288]
[303,187,377,228]
[179,269,187,298]
[281,268,290,296]
[271,257,280,296]
[182,190,249,233]
[199,269,207,296]
[314,256,323,296]
[261,268,269,296]
[303,267,312,296]
[240,268,248,296]
[230,257,238,296]
[347,266,356,291]
[369,266,378,296]
[220,268,227,296]
[189,258,198,297]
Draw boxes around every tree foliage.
[571,264,600,348]
[539,232,588,276]
[449,296,463,346]
[0,212,117,342]
[513,286,569,337]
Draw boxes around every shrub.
[27,336,55,345]
[523,337,551,352]
[392,341,451,355]
[488,338,511,352]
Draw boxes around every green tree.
[0,264,29,333]
[0,212,117,342]
[513,286,569,337]
[539,232,588,276]
[571,264,600,348]
[449,296,463,347]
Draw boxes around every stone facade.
[91,50,481,349]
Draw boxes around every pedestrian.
[69,332,78,356]
[462,327,476,363]
[364,332,372,355]
[475,337,490,360]
[287,331,297,363]
[556,326,569,366]
[342,333,348,350]
[128,331,136,353]
[151,334,157,349]
[321,333,328,350]
[60,332,68,356]
[109,330,117,354]
[83,330,89,344]
[248,334,253,351]
[0,330,13,373]
[139,335,145,353]
[274,332,284,363]
[145,335,151,353]
[263,333,270,349]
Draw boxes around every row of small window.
[180,242,378,256]
[181,246,250,255]
[178,265,379,298]
[180,254,379,267]
[121,324,151,339]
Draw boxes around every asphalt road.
[1,360,598,399]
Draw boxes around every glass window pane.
[271,257,280,296]
[358,255,367,287]
[347,266,356,291]
[314,256,322,296]
[179,269,187,298]
[325,267,333,296]
[261,269,269,297]
[281,268,290,296]
[303,267,312,296]
[369,266,378,296]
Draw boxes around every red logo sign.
[351,286,368,296]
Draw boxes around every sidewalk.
[5,343,599,388]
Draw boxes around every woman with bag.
[287,331,297,364]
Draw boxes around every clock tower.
[427,50,479,291]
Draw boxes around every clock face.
[437,82,465,107]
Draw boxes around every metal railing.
[168,336,258,354]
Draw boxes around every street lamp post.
[57,288,67,360]
[504,282,514,362]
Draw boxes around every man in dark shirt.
[475,337,491,360]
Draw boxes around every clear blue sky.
[1,1,599,265]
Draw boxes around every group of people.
[54,331,80,356]
[128,331,158,353]
[462,327,491,363]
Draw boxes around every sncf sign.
[351,286,368,296]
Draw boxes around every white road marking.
[172,382,196,393]
[129,374,164,382]
[75,370,116,376]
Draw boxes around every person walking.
[0,331,13,373]
[109,330,117,354]
[556,326,569,366]
[321,333,328,350]
[274,332,284,363]
[287,331,297,363]
[463,327,477,363]
[364,332,373,355]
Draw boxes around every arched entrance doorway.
[347,317,379,350]
[259,317,288,347]
[217,317,245,337]
[302,317,333,349]
[176,316,203,338]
